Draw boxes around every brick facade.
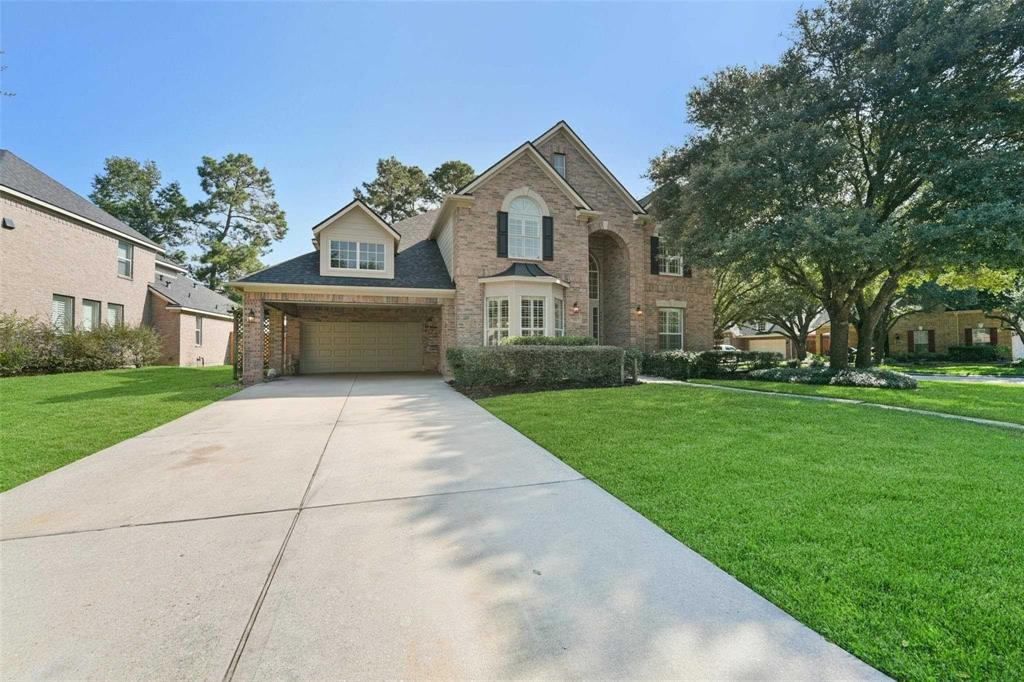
[888,310,1012,355]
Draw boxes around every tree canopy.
[650,0,1024,367]
[354,157,475,223]
[192,153,287,291]
[90,157,193,261]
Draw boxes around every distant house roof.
[0,149,162,249]
[149,272,235,319]
[156,253,189,273]
[233,239,454,290]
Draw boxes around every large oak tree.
[650,0,1024,368]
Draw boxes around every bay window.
[520,297,545,336]
[485,297,510,345]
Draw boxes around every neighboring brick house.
[0,150,235,366]
[888,309,1017,357]
[231,121,715,383]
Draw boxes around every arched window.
[507,196,542,260]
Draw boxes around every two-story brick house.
[231,121,714,383]
[0,150,235,366]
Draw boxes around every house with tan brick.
[231,121,714,383]
[888,308,1018,358]
[0,150,235,366]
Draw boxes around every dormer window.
[330,240,385,271]
[552,153,566,178]
[508,196,542,260]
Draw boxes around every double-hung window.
[657,252,686,276]
[520,297,545,336]
[507,197,542,260]
[485,297,510,346]
[117,241,134,278]
[658,308,684,350]
[195,316,203,346]
[82,299,101,331]
[330,240,385,271]
[51,294,74,333]
[912,329,930,354]
[107,303,124,327]
[554,298,565,337]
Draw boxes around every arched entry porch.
[587,230,630,347]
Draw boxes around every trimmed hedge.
[947,344,1010,362]
[643,349,783,380]
[749,366,918,389]
[500,335,597,346]
[0,312,162,376]
[447,345,624,388]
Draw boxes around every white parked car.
[714,344,741,352]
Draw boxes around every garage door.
[748,337,789,357]
[300,321,424,373]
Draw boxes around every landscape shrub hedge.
[891,351,949,363]
[643,349,783,380]
[0,313,162,376]
[500,335,597,346]
[947,344,1009,362]
[447,345,624,389]
[749,366,918,389]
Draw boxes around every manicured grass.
[692,378,1024,425]
[480,384,1024,681]
[0,366,239,492]
[882,362,1024,377]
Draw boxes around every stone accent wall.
[888,310,1012,355]
[0,194,157,326]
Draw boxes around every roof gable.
[532,121,645,214]
[456,142,593,211]
[311,198,401,241]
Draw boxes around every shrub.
[500,335,597,346]
[947,344,1009,362]
[748,366,917,389]
[642,350,694,380]
[0,312,161,376]
[447,345,624,389]
[890,352,949,364]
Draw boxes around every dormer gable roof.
[311,198,401,242]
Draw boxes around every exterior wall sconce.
[571,301,580,315]
[635,306,643,316]
[247,308,257,323]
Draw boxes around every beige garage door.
[748,337,789,357]
[300,321,424,373]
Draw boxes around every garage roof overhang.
[229,281,456,298]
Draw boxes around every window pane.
[658,308,683,350]
[117,241,133,278]
[589,259,599,300]
[359,242,385,270]
[330,241,358,268]
[82,300,100,331]
[972,328,991,345]
[107,303,124,327]
[51,295,73,333]
[195,316,203,345]
[508,197,542,259]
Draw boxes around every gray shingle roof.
[393,209,441,252]
[150,273,236,317]
[0,150,161,248]
[486,262,556,278]
[236,238,454,290]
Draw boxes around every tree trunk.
[793,336,808,361]
[827,306,851,369]
[855,323,874,368]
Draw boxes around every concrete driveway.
[1,375,884,680]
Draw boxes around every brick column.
[242,292,265,385]
[267,307,284,375]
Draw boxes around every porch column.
[242,292,265,385]
[267,307,285,375]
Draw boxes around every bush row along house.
[0,150,235,366]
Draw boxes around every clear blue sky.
[1,1,806,263]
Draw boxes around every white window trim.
[657,252,686,276]
[507,197,543,261]
[484,296,510,346]
[658,308,685,350]
[329,240,386,272]
[107,303,124,327]
[912,329,930,353]
[51,294,74,333]
[520,296,546,336]
[82,299,101,331]
[195,316,203,346]
[554,297,565,337]
[117,241,134,279]
[971,327,993,345]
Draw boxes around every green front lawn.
[480,385,1024,681]
[692,378,1024,425]
[0,366,240,492]
[882,362,1024,377]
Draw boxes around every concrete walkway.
[1,375,884,681]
